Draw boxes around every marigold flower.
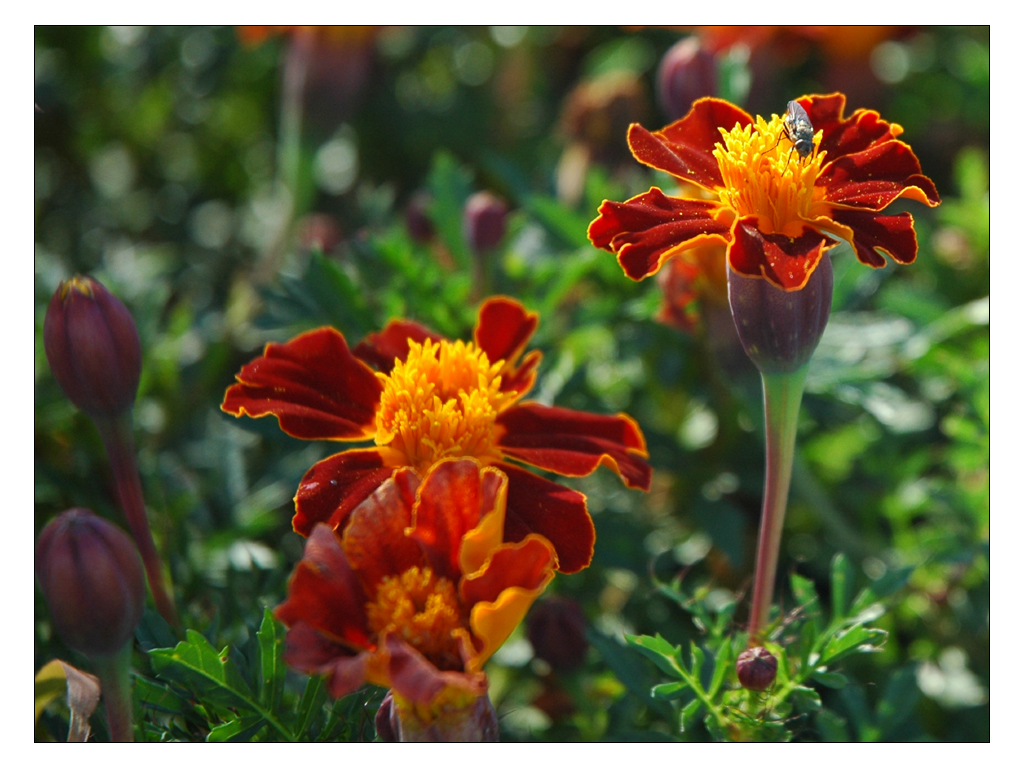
[588,93,940,292]
[275,458,556,722]
[222,297,651,574]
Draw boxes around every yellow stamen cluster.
[712,114,825,237]
[368,566,463,671]
[374,338,514,471]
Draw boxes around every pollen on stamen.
[712,113,825,236]
[374,338,516,471]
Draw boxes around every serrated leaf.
[830,553,855,619]
[651,681,690,700]
[819,626,887,665]
[811,670,849,689]
[149,629,256,712]
[134,676,187,715]
[256,608,285,711]
[207,715,267,743]
[624,633,685,679]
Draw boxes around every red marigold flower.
[588,93,940,291]
[275,458,557,720]
[222,296,651,574]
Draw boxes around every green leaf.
[819,626,887,666]
[876,666,920,738]
[680,699,703,732]
[293,674,328,740]
[811,670,849,689]
[790,572,823,633]
[624,634,685,680]
[816,709,851,742]
[651,681,690,700]
[790,685,823,713]
[707,642,733,698]
[850,566,913,614]
[525,195,593,249]
[256,608,285,711]
[207,715,267,743]
[427,151,473,270]
[149,630,255,711]
[689,642,706,686]
[830,553,855,619]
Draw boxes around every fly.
[775,100,815,165]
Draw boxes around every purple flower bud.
[36,509,146,657]
[405,191,435,244]
[527,596,588,672]
[657,37,718,122]
[463,192,508,255]
[43,276,142,419]
[736,646,778,691]
[727,255,833,375]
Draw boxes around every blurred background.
[35,26,989,741]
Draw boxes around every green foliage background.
[35,26,988,741]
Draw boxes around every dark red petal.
[799,94,905,161]
[588,188,731,281]
[275,524,372,648]
[498,403,651,490]
[473,297,541,395]
[292,449,394,537]
[353,320,442,373]
[474,297,538,369]
[460,537,557,607]
[280,620,371,699]
[407,459,505,581]
[384,635,488,707]
[222,328,381,440]
[727,217,838,291]
[820,140,941,210]
[627,98,752,189]
[342,470,423,593]
[828,208,920,267]
[499,463,595,574]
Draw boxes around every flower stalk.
[96,414,179,628]
[92,644,134,742]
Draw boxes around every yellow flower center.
[367,566,464,671]
[712,113,825,237]
[374,338,514,472]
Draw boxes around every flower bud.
[463,191,508,255]
[657,37,717,121]
[43,276,142,419]
[405,191,435,244]
[527,596,588,673]
[727,255,833,375]
[36,508,146,657]
[736,646,778,691]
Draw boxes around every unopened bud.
[43,276,142,419]
[736,646,778,691]
[36,509,146,657]
[463,192,508,255]
[727,255,833,375]
[527,596,588,672]
[657,37,717,121]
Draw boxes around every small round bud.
[405,191,435,244]
[463,191,508,255]
[43,276,142,419]
[36,508,146,657]
[727,255,833,375]
[657,37,717,121]
[736,646,778,691]
[527,596,588,672]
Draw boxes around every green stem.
[747,368,807,642]
[96,414,179,628]
[93,644,134,742]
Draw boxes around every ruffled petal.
[280,621,370,700]
[588,188,731,281]
[353,320,442,373]
[463,535,557,669]
[800,93,905,161]
[727,216,839,291]
[819,140,941,210]
[828,208,921,267]
[407,459,506,582]
[497,403,652,490]
[473,297,542,396]
[499,462,595,574]
[342,470,423,594]
[384,635,488,708]
[627,98,753,189]
[275,524,372,649]
[292,448,395,537]
[222,327,381,440]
